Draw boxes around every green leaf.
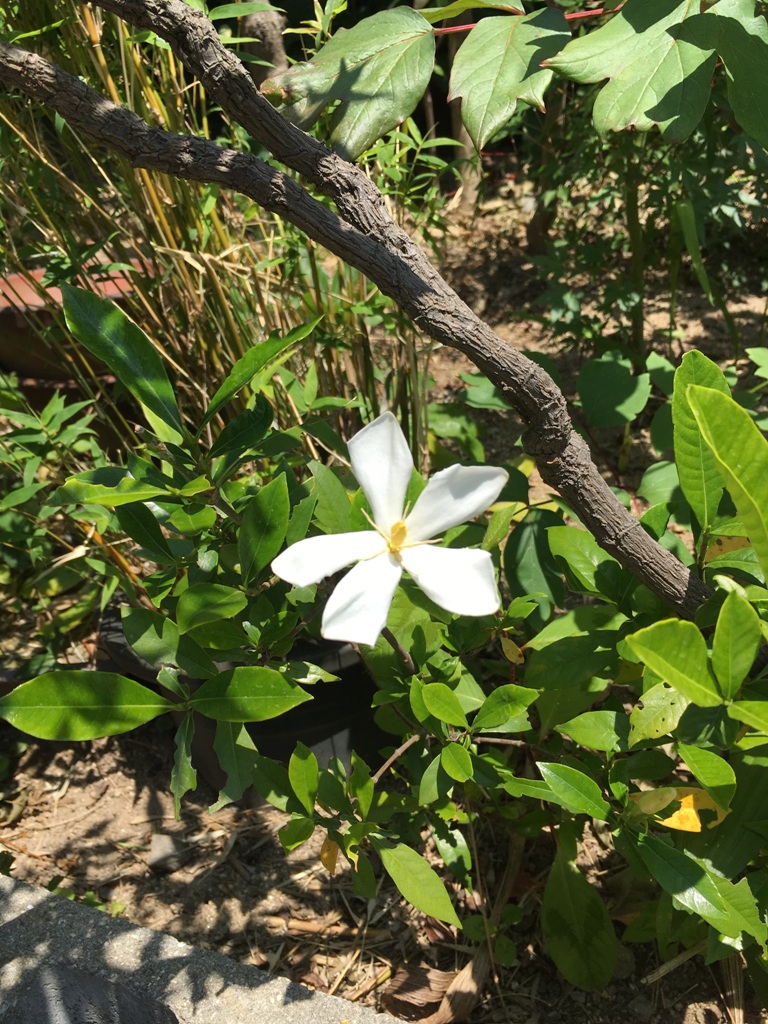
[677,743,736,810]
[252,754,301,813]
[421,683,469,728]
[546,0,717,141]
[310,461,352,534]
[712,591,761,700]
[727,701,768,734]
[440,743,473,783]
[629,682,687,745]
[279,814,316,852]
[200,321,318,431]
[482,503,519,551]
[264,8,435,160]
[418,0,523,26]
[626,619,722,707]
[449,9,570,151]
[55,467,170,507]
[238,474,290,584]
[472,684,539,732]
[289,742,319,815]
[556,710,630,754]
[210,723,258,813]
[208,401,272,460]
[713,0,768,152]
[208,2,280,20]
[167,504,217,536]
[0,672,173,740]
[548,525,629,601]
[170,714,197,818]
[349,752,374,820]
[374,839,460,926]
[541,846,616,990]
[114,502,175,563]
[188,667,312,721]
[418,753,454,806]
[503,509,564,622]
[672,351,730,533]
[688,385,768,581]
[536,762,611,820]
[176,583,248,634]
[120,607,217,679]
[62,285,183,443]
[577,353,651,427]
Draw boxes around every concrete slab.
[0,876,394,1024]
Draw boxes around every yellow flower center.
[388,520,408,553]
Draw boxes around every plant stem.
[381,626,417,675]
[372,732,423,784]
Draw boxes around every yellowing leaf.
[629,786,730,832]
[705,535,751,562]
[320,836,340,875]
[501,636,525,665]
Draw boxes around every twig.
[372,733,423,784]
[381,626,417,675]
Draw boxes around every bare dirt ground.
[2,197,767,1023]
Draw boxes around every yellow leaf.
[320,836,339,875]
[629,787,730,832]
[501,636,525,665]
[705,535,751,563]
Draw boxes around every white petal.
[348,412,413,530]
[272,531,384,587]
[321,552,402,646]
[399,545,501,616]
[404,465,508,541]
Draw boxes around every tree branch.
[0,9,712,619]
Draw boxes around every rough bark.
[0,4,713,620]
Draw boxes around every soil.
[2,196,768,1023]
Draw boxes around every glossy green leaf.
[210,722,258,813]
[264,8,434,160]
[62,285,183,443]
[113,502,174,562]
[209,2,278,20]
[310,461,352,535]
[449,9,569,150]
[577,353,651,427]
[421,683,469,728]
[238,474,290,584]
[541,846,616,990]
[167,504,217,536]
[678,743,736,810]
[208,402,272,460]
[626,619,722,707]
[55,467,170,507]
[200,321,319,431]
[349,752,374,820]
[712,591,761,700]
[536,762,611,820]
[0,672,173,740]
[440,743,473,783]
[289,742,319,815]
[171,714,197,817]
[472,684,539,732]
[727,701,768,734]
[628,682,688,746]
[547,0,717,141]
[188,667,311,721]
[503,509,565,622]
[418,753,454,806]
[279,814,316,852]
[548,525,629,601]
[672,351,730,532]
[176,583,248,634]
[252,754,301,813]
[556,710,630,754]
[714,0,768,151]
[688,385,768,582]
[418,0,523,26]
[374,839,460,927]
[120,606,218,679]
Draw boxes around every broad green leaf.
[114,502,175,562]
[208,401,272,460]
[449,9,569,151]
[688,385,768,583]
[525,633,619,691]
[289,742,319,815]
[714,0,768,152]
[635,831,765,940]
[176,583,248,634]
[349,752,374,820]
[628,681,688,745]
[712,591,761,700]
[432,823,472,888]
[626,619,722,707]
[678,743,736,810]
[62,285,183,443]
[210,722,258,813]
[167,504,217,536]
[547,0,717,141]
[310,461,352,535]
[548,525,629,602]
[481,503,519,551]
[503,775,571,810]
[252,754,302,813]
[556,710,630,754]
[188,667,311,721]
[238,474,290,584]
[120,606,218,678]
[0,672,173,740]
[471,684,539,732]
[440,742,473,783]
[171,714,197,817]
[374,840,460,926]
[200,321,318,431]
[672,351,730,532]
[541,846,616,990]
[279,814,316,852]
[577,352,651,427]
[264,8,434,160]
[418,753,454,806]
[208,2,280,20]
[418,0,523,26]
[727,701,768,734]
[55,467,170,507]
[421,683,469,728]
[536,762,611,820]
[503,509,565,621]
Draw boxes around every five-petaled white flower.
[271,412,508,646]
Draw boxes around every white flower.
[271,412,508,646]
